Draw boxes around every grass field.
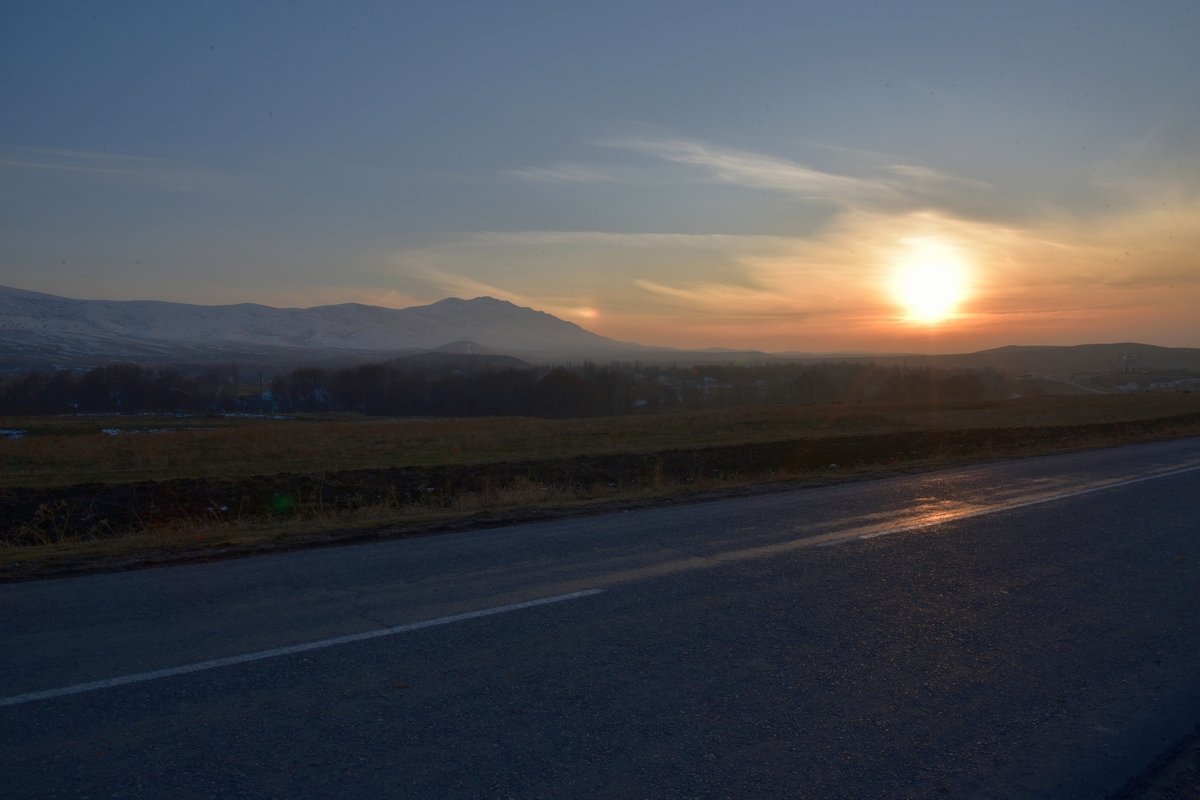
[2,393,1198,579]
[4,393,1198,487]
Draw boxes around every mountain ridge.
[0,286,642,369]
[1,285,1197,373]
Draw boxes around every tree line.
[0,360,1011,417]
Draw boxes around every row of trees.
[0,364,236,415]
[0,360,1011,417]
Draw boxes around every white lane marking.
[6,462,1198,708]
[499,463,1200,587]
[825,462,1200,547]
[0,589,603,708]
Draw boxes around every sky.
[1,1,1198,353]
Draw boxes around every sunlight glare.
[889,238,972,324]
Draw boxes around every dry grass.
[0,461,863,577]
[2,393,1198,579]
[4,394,1197,488]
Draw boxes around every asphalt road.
[3,438,1200,798]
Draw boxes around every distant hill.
[1,285,1195,374]
[0,286,644,370]
[852,343,1200,375]
[391,348,533,374]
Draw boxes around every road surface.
[3,438,1200,798]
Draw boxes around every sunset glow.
[1,4,1197,354]
[889,239,972,325]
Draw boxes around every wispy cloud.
[507,163,624,184]
[633,278,830,319]
[622,191,1200,340]
[0,147,238,193]
[403,148,1200,349]
[885,163,992,192]
[512,135,997,220]
[461,230,794,249]
[601,136,895,203]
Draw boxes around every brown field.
[2,393,1198,579]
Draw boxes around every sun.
[888,238,972,324]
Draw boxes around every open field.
[5,393,1199,487]
[2,393,1199,579]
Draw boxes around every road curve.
[3,437,1200,798]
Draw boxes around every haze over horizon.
[2,2,1198,355]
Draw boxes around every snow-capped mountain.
[0,286,644,369]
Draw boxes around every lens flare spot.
[571,306,599,320]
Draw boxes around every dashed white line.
[0,589,603,708]
[6,461,1199,709]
